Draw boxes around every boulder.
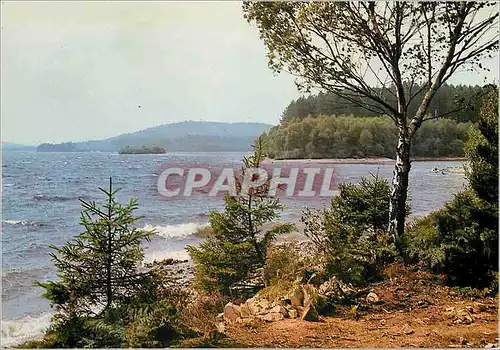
[223,302,241,323]
[318,277,339,297]
[288,309,298,319]
[258,299,271,310]
[240,304,253,318]
[260,312,284,322]
[299,303,319,322]
[270,305,288,316]
[302,284,316,305]
[366,292,379,303]
[247,301,261,315]
[338,280,356,295]
[402,324,414,335]
[290,285,305,307]
[246,297,256,304]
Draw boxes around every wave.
[33,194,92,202]
[2,219,47,227]
[33,194,74,202]
[1,312,52,347]
[143,222,208,239]
[2,219,23,225]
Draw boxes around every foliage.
[193,225,214,238]
[187,137,294,296]
[37,142,82,152]
[264,115,472,159]
[405,88,498,288]
[404,214,445,270]
[302,175,399,286]
[124,297,188,347]
[118,145,166,154]
[263,241,323,287]
[405,191,498,288]
[280,85,484,124]
[243,1,497,131]
[465,85,498,205]
[122,269,191,348]
[37,178,154,317]
[179,292,228,345]
[331,175,393,232]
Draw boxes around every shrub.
[179,292,228,344]
[404,214,444,270]
[302,174,399,286]
[405,86,498,289]
[123,270,191,347]
[188,239,263,295]
[258,241,325,302]
[330,174,392,232]
[124,298,186,348]
[405,191,497,288]
[263,241,321,286]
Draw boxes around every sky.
[1,2,498,145]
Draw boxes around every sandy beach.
[263,157,395,165]
[264,157,467,165]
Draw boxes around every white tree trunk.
[388,129,411,243]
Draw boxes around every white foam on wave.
[140,222,208,264]
[1,312,52,347]
[2,219,22,225]
[143,222,208,239]
[1,219,45,227]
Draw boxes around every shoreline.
[264,157,466,165]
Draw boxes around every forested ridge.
[263,84,486,159]
[281,84,483,123]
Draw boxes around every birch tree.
[243,1,498,241]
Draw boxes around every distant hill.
[36,121,274,152]
[2,142,36,151]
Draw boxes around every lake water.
[1,151,467,346]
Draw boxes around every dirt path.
[219,265,498,348]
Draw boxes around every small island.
[118,145,166,154]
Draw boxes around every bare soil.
[218,264,498,348]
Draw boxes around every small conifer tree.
[37,178,155,318]
[187,137,294,296]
